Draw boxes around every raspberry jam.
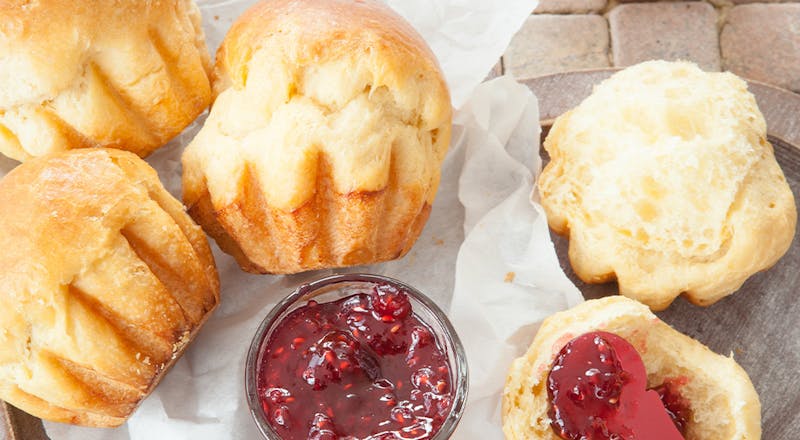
[654,380,692,434]
[547,331,689,440]
[255,282,454,440]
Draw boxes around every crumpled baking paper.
[37,0,584,439]
[448,77,583,438]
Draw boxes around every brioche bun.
[0,149,219,427]
[503,296,761,440]
[538,60,796,310]
[182,0,452,274]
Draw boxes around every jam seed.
[390,324,401,334]
[381,315,394,323]
[274,406,290,427]
[436,380,447,394]
[339,361,350,370]
[275,347,285,355]
[344,383,353,390]
[292,337,305,349]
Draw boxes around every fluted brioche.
[538,61,796,310]
[502,296,761,440]
[0,149,219,427]
[182,0,452,274]
[0,0,212,161]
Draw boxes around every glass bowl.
[245,273,469,439]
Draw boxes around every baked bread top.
[183,0,451,212]
[181,0,452,274]
[538,61,796,310]
[0,0,211,161]
[503,296,761,440]
[0,149,219,427]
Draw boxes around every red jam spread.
[256,283,453,439]
[547,331,690,440]
[654,380,692,434]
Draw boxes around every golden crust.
[502,296,761,440]
[0,0,212,161]
[214,0,441,96]
[0,148,219,427]
[182,0,452,274]
[538,61,797,310]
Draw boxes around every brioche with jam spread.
[0,0,211,161]
[503,296,761,440]
[538,61,796,310]
[182,0,452,274]
[0,149,219,427]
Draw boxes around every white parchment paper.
[32,0,584,439]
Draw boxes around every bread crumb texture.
[539,60,796,310]
[502,296,762,440]
[0,0,211,161]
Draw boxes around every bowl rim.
[244,272,470,439]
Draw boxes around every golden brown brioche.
[182,0,452,274]
[0,148,219,427]
[538,61,796,310]
[503,296,761,440]
[0,0,212,161]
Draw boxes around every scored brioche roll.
[182,0,452,274]
[538,61,796,310]
[503,296,761,440]
[0,149,219,427]
[0,0,212,161]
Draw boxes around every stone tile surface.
[609,2,721,71]
[721,4,800,91]
[617,0,700,3]
[504,15,610,79]
[731,0,794,4]
[534,0,607,14]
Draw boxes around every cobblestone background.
[503,0,800,92]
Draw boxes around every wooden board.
[5,70,799,439]
[524,69,800,440]
[2,401,47,440]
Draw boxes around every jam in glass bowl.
[245,273,468,440]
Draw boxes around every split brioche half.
[0,149,219,427]
[0,0,212,161]
[503,296,761,440]
[182,0,452,274]
[538,61,796,310]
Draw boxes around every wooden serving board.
[524,69,800,440]
[4,70,799,439]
